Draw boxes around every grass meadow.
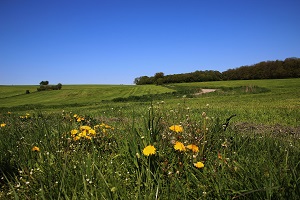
[0,79,299,199]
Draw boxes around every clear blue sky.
[1,0,299,85]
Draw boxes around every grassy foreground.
[0,79,299,199]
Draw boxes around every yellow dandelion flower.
[174,141,186,151]
[73,114,78,118]
[100,123,105,127]
[80,126,91,131]
[88,129,96,136]
[71,129,78,135]
[32,146,40,152]
[169,125,183,133]
[105,125,112,129]
[74,136,80,141]
[85,136,92,140]
[142,145,156,156]
[79,130,87,137]
[194,161,204,169]
[1,123,6,127]
[186,144,199,153]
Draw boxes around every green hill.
[0,84,175,107]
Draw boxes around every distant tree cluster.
[37,81,62,91]
[134,70,223,85]
[222,58,300,80]
[134,57,300,85]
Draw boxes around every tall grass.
[1,100,300,199]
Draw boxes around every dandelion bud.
[136,153,140,159]
[110,187,117,192]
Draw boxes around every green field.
[1,79,299,126]
[0,79,300,199]
[0,84,175,107]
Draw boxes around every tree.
[154,72,164,80]
[40,81,49,85]
[57,83,62,90]
[154,72,164,85]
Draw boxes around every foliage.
[135,70,223,85]
[37,83,62,91]
[223,57,300,80]
[134,57,300,85]
[39,81,49,86]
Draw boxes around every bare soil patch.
[194,89,217,95]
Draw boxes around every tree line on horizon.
[134,57,300,85]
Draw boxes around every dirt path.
[194,89,217,95]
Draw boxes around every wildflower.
[0,123,6,127]
[79,130,87,137]
[88,129,96,136]
[80,126,91,131]
[186,144,199,153]
[71,129,78,135]
[174,141,186,152]
[99,123,106,127]
[85,136,92,140]
[142,145,156,156]
[194,161,204,169]
[105,125,112,129]
[32,146,40,152]
[74,136,80,141]
[73,114,78,118]
[169,125,183,133]
[136,153,140,159]
[25,113,30,119]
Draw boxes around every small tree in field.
[40,81,49,86]
[57,83,62,90]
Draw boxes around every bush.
[37,83,62,91]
